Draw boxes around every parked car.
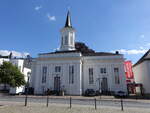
[114,91,127,98]
[84,89,96,96]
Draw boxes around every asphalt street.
[0,96,150,109]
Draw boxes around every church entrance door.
[101,77,108,94]
[54,77,60,91]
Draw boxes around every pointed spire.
[65,11,72,28]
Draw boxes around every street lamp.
[25,72,30,106]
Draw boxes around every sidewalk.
[0,101,150,113]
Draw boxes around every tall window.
[55,66,61,73]
[42,66,47,83]
[69,65,74,84]
[89,68,94,84]
[64,36,68,45]
[114,68,120,84]
[70,33,73,45]
[100,68,106,74]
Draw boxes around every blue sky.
[0,0,150,63]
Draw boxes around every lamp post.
[25,73,30,106]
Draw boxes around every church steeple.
[59,11,76,51]
[65,11,72,27]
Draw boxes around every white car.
[9,86,25,95]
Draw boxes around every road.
[0,95,149,109]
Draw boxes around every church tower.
[59,11,76,51]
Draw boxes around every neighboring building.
[10,58,31,82]
[30,11,127,95]
[0,55,10,65]
[9,58,31,94]
[0,54,31,94]
[133,49,150,94]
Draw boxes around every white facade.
[30,11,127,95]
[133,50,150,94]
[10,59,24,73]
[82,56,127,93]
[0,58,9,65]
[31,53,127,95]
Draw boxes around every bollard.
[25,87,28,106]
[121,98,124,111]
[70,97,72,109]
[25,94,28,106]
[46,95,49,107]
[95,98,97,110]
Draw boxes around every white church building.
[31,11,127,95]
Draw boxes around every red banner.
[124,61,134,79]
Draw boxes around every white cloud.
[35,6,42,11]
[0,50,30,58]
[139,46,144,49]
[111,49,148,55]
[47,13,56,21]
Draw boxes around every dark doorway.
[54,77,60,91]
[101,77,108,93]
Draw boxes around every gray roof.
[39,42,121,56]
[0,55,9,58]
[39,51,119,56]
[133,49,150,67]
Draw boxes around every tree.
[75,42,95,54]
[0,61,26,89]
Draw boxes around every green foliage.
[0,61,26,87]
